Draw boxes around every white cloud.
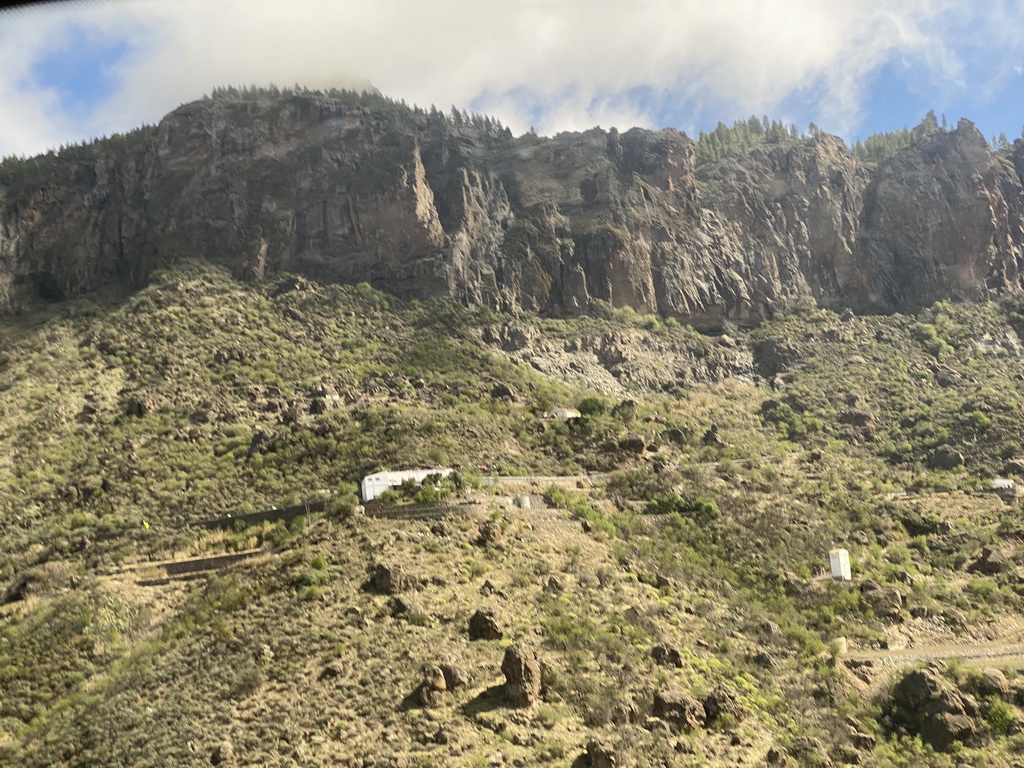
[0,0,1019,158]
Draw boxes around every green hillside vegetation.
[5,264,1024,765]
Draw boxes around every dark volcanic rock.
[703,685,745,725]
[368,562,417,594]
[860,581,906,621]
[585,738,617,768]
[886,665,982,751]
[417,664,448,708]
[501,643,541,707]
[652,689,706,732]
[468,609,503,641]
[651,643,684,668]
[477,520,503,546]
[7,96,1024,326]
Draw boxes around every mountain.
[9,91,1024,767]
[4,89,1024,329]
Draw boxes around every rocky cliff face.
[4,92,1024,327]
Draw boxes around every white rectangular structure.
[829,548,852,581]
[361,468,453,502]
[545,407,581,420]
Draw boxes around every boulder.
[439,662,469,690]
[502,644,542,707]
[861,582,905,621]
[368,562,417,594]
[468,609,503,641]
[701,424,724,447]
[969,668,1010,699]
[752,338,799,378]
[887,666,981,751]
[652,689,706,732]
[318,661,345,681]
[651,643,684,668]
[125,393,159,418]
[585,738,617,768]
[618,435,646,454]
[490,383,519,401]
[210,741,234,765]
[544,576,564,595]
[703,685,745,725]
[417,664,447,708]
[846,715,876,750]
[663,427,686,445]
[478,520,503,546]
[751,651,781,671]
[389,596,425,618]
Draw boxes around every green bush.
[577,396,607,417]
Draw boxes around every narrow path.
[846,640,1024,669]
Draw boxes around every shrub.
[646,493,720,524]
[986,696,1017,735]
[577,396,607,417]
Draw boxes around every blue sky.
[3,0,1024,159]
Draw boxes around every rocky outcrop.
[652,688,706,732]
[6,93,1024,325]
[417,664,448,708]
[468,609,503,641]
[368,562,417,594]
[885,665,983,751]
[501,643,541,707]
[584,738,617,768]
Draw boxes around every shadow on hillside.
[460,684,509,716]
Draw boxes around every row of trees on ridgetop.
[207,84,512,140]
[695,109,1024,168]
[695,116,802,164]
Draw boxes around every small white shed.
[546,407,581,420]
[829,548,852,581]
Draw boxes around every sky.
[2,0,1024,159]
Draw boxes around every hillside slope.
[4,265,1024,765]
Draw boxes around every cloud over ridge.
[0,0,1018,158]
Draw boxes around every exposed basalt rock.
[886,665,983,751]
[477,520,503,546]
[703,685,745,725]
[860,580,906,621]
[929,445,965,470]
[651,643,684,668]
[584,738,617,768]
[468,609,503,641]
[9,95,1024,324]
[501,643,541,707]
[652,689,706,732]
[416,664,448,708]
[368,562,417,594]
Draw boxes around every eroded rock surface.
[6,94,1024,327]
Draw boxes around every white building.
[361,468,453,503]
[988,478,1019,503]
[545,407,581,420]
[829,548,852,581]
